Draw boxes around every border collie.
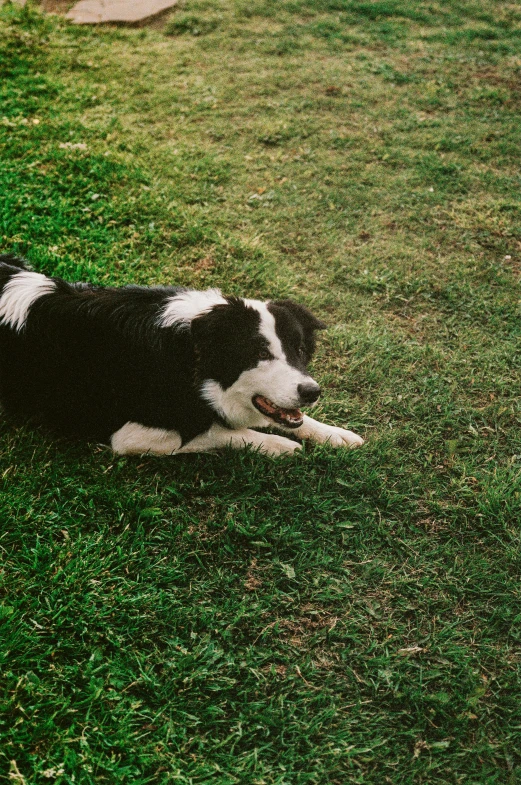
[0,255,364,457]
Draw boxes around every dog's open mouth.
[252,395,304,429]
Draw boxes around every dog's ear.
[190,298,252,356]
[270,299,327,331]
[190,306,222,352]
[190,309,224,382]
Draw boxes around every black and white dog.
[0,255,364,457]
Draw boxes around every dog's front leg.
[177,424,301,456]
[280,415,364,448]
[111,422,183,455]
[111,422,300,457]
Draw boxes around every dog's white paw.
[257,434,302,456]
[310,424,364,449]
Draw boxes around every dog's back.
[0,258,210,441]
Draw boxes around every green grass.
[1,0,521,782]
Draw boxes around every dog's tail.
[0,254,31,272]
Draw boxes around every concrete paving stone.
[66,0,177,24]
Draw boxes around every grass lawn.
[1,0,521,782]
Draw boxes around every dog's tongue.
[254,395,302,424]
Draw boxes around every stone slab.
[66,0,177,24]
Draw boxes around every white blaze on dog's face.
[193,297,326,430]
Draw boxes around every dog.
[0,254,364,457]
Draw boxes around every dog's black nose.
[298,381,321,405]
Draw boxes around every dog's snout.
[298,381,321,405]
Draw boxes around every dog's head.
[190,295,326,429]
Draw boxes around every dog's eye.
[258,349,271,361]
